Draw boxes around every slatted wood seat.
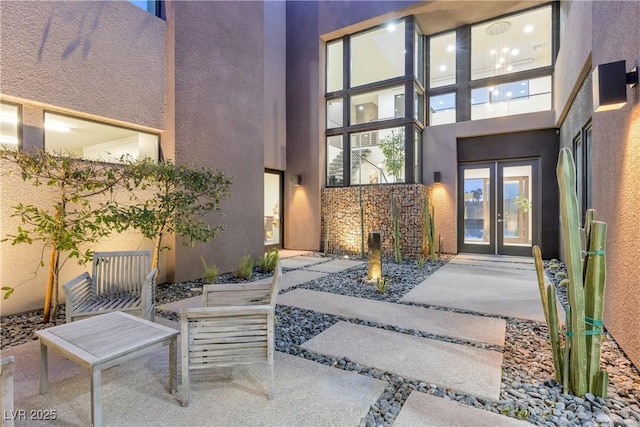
[62,250,157,323]
[179,262,282,407]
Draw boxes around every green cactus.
[532,148,608,398]
[423,194,437,261]
[557,147,587,396]
[391,193,402,263]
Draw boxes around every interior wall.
[171,1,265,280]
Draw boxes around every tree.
[378,130,405,182]
[121,158,232,272]
[0,148,127,322]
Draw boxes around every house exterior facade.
[1,1,638,369]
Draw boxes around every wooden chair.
[62,250,157,323]
[179,262,282,407]
[1,356,15,427]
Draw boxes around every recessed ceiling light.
[358,106,364,111]
[387,23,396,32]
[447,45,455,52]
[511,48,519,56]
[507,65,514,71]
[493,90,499,96]
[439,65,447,72]
[520,90,526,94]
[439,101,444,105]
[498,57,505,64]
[495,63,502,69]
[506,91,513,97]
[524,25,534,33]
[521,82,527,86]
[490,49,497,55]
[502,47,510,53]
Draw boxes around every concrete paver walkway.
[301,321,503,401]
[279,255,327,269]
[304,258,365,273]
[279,288,506,346]
[394,392,531,427]
[401,258,546,322]
[4,339,385,426]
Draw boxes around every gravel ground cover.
[2,254,639,427]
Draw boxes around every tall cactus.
[391,193,402,263]
[533,148,608,398]
[423,193,437,261]
[557,147,587,396]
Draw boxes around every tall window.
[428,4,555,124]
[574,122,592,219]
[326,17,424,187]
[44,112,159,163]
[0,102,20,146]
[129,1,162,17]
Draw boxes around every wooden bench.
[63,250,157,323]
[179,262,282,406]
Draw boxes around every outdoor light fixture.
[292,175,302,186]
[593,60,638,112]
[434,171,442,183]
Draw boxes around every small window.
[326,40,344,93]
[327,98,343,129]
[0,102,20,146]
[429,93,456,125]
[44,112,159,163]
[350,86,405,125]
[470,76,551,120]
[415,27,425,86]
[429,32,456,88]
[326,135,344,186]
[129,1,159,16]
[350,22,406,88]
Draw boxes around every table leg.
[90,368,102,427]
[39,341,48,394]
[169,336,177,394]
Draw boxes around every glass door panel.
[497,160,538,256]
[458,164,495,254]
[264,171,283,248]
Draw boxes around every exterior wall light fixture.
[593,60,638,112]
[292,175,302,186]
[434,171,442,183]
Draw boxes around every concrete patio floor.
[3,254,540,426]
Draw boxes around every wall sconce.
[593,60,638,112]
[292,175,302,186]
[434,171,441,183]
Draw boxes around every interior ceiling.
[411,1,549,35]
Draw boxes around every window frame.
[325,16,424,188]
[427,2,558,124]
[0,101,23,149]
[43,110,160,164]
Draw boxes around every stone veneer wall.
[321,184,432,259]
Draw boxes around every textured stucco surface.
[170,1,265,281]
[590,1,640,369]
[555,1,640,368]
[0,1,165,129]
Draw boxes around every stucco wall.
[0,1,166,316]
[264,1,287,171]
[590,1,640,369]
[0,1,165,129]
[170,1,266,281]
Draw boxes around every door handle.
[497,219,505,222]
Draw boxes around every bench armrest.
[141,268,158,321]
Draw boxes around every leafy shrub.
[234,255,254,280]
[201,257,219,284]
[258,248,279,273]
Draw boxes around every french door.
[264,170,283,249]
[458,159,539,256]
